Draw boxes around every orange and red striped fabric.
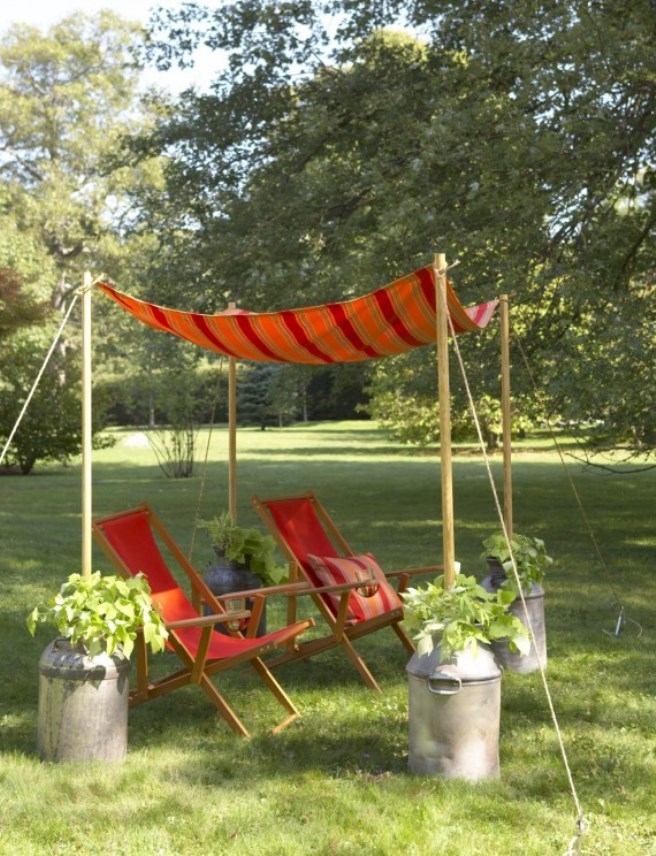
[306,552,404,624]
[97,265,497,364]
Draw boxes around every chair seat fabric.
[97,509,299,661]
[175,622,302,660]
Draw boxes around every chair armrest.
[210,581,310,603]
[209,568,437,606]
[213,577,377,602]
[310,578,377,596]
[384,565,443,579]
[386,565,443,595]
[167,610,251,631]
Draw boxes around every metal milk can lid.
[407,636,501,685]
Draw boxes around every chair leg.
[249,656,300,731]
[392,620,416,655]
[340,635,382,692]
[285,563,299,654]
[133,631,150,703]
[199,674,250,737]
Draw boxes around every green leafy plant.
[481,531,553,593]
[401,573,530,660]
[26,571,169,659]
[201,512,287,586]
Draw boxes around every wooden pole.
[228,303,238,523]
[81,271,93,577]
[500,294,513,539]
[434,253,456,588]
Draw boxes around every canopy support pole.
[500,294,513,538]
[81,271,93,577]
[228,302,238,523]
[434,253,456,588]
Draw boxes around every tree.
[0,267,48,341]
[0,209,57,328]
[237,362,281,429]
[142,0,655,455]
[0,214,81,474]
[146,356,205,478]
[0,12,172,366]
[0,325,82,473]
[0,13,151,278]
[0,13,182,459]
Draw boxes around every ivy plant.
[201,512,287,586]
[402,573,530,661]
[27,571,169,659]
[481,532,553,593]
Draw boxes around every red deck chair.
[252,491,442,692]
[93,502,314,737]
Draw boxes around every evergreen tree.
[237,363,279,430]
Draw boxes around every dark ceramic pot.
[203,550,267,636]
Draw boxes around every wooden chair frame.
[252,490,442,692]
[93,502,315,737]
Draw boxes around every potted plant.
[27,571,168,763]
[480,531,553,673]
[200,513,287,636]
[201,512,287,587]
[480,531,552,594]
[401,572,530,659]
[402,572,529,780]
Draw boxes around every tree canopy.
[0,13,154,277]
[0,13,163,471]
[140,0,655,454]
[1,2,654,460]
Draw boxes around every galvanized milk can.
[407,637,502,780]
[481,562,547,674]
[37,638,130,762]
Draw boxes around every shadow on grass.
[116,663,656,809]
[241,444,421,458]
[5,627,656,812]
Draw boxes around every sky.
[0,0,218,92]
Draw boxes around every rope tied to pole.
[0,284,84,467]
[433,258,461,279]
[444,298,587,849]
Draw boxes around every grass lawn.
[1,420,655,855]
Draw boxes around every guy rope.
[442,266,587,855]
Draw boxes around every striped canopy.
[97,265,497,365]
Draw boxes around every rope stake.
[514,339,643,639]
[564,816,588,855]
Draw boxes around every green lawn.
[1,421,655,855]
